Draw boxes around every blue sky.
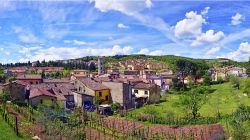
[0,0,250,63]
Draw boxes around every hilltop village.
[1,57,172,112]
[0,55,249,139]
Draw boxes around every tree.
[246,65,250,77]
[172,76,183,91]
[0,91,10,108]
[89,62,96,71]
[176,60,199,90]
[110,102,121,113]
[242,79,250,94]
[230,104,250,140]
[176,60,192,90]
[94,96,100,113]
[180,86,207,119]
[203,73,211,86]
[63,70,70,77]
[229,75,240,89]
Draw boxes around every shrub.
[136,113,152,122]
[110,102,121,113]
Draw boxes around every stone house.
[132,83,161,105]
[16,74,42,85]
[74,78,110,107]
[31,80,76,109]
[29,87,57,107]
[3,80,27,101]
[102,81,134,109]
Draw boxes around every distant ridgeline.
[0,55,248,71]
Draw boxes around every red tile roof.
[134,83,156,90]
[29,87,56,99]
[16,74,42,80]
[71,69,88,72]
[80,78,109,91]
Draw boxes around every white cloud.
[12,26,39,43]
[44,26,69,39]
[90,0,182,47]
[149,50,164,56]
[174,11,206,37]
[137,48,164,56]
[26,45,133,61]
[145,0,153,8]
[201,7,210,15]
[90,0,152,16]
[231,13,244,25]
[191,30,224,46]
[64,40,97,46]
[138,48,149,54]
[117,23,129,29]
[19,46,42,56]
[19,33,38,43]
[222,42,250,61]
[206,47,220,55]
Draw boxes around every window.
[134,90,138,94]
[36,81,38,84]
[99,92,102,97]
[30,81,33,84]
[105,95,109,101]
[145,91,148,95]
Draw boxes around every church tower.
[98,56,105,75]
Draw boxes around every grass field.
[0,117,26,140]
[128,82,250,119]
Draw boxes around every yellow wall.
[95,89,110,104]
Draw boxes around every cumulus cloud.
[137,48,164,56]
[231,13,244,25]
[222,42,250,61]
[191,30,224,46]
[174,7,225,47]
[89,0,152,16]
[89,0,181,47]
[145,0,153,8]
[206,46,220,55]
[174,11,206,37]
[117,23,129,29]
[27,45,133,61]
[19,46,42,54]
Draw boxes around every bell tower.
[98,56,105,75]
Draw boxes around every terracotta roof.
[134,83,155,90]
[80,78,109,91]
[16,74,42,80]
[44,69,64,72]
[29,87,56,99]
[34,67,64,71]
[71,69,88,72]
[12,80,28,86]
[43,78,70,83]
[31,83,75,95]
[72,74,87,78]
